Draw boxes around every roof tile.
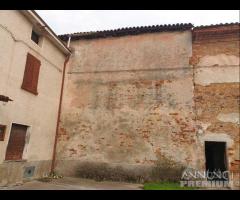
[58,22,239,41]
[59,23,194,41]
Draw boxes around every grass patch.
[144,182,198,190]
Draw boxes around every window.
[0,125,6,141]
[21,53,41,95]
[5,124,28,161]
[31,30,40,45]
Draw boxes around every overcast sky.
[36,10,239,35]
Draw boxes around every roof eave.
[20,10,71,55]
[59,23,194,41]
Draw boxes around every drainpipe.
[67,36,71,48]
[51,54,70,173]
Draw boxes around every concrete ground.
[0,177,143,190]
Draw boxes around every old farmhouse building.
[57,23,239,188]
[0,10,70,185]
[0,10,239,188]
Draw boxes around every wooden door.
[5,124,28,160]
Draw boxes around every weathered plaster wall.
[192,24,240,188]
[56,30,197,182]
[0,10,66,185]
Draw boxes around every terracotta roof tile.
[194,22,239,30]
[58,22,239,41]
[59,23,194,41]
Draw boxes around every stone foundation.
[0,160,52,186]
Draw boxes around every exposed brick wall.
[192,24,240,188]
[56,25,239,186]
[190,24,239,66]
[56,31,196,182]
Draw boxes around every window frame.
[31,29,40,45]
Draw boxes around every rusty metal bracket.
[0,95,13,102]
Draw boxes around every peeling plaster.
[217,113,240,124]
[194,66,239,86]
[198,54,239,67]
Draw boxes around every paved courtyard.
[0,177,143,190]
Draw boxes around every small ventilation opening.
[31,30,40,45]
[23,166,35,178]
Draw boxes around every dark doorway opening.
[205,141,228,181]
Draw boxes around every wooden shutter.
[32,57,40,93]
[5,124,28,161]
[21,53,41,95]
[0,125,6,141]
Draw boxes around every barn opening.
[205,141,228,181]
